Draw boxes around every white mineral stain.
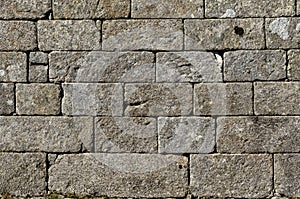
[221,9,236,18]
[0,70,5,77]
[296,23,300,31]
[7,100,13,106]
[269,18,289,40]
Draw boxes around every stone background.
[0,0,299,198]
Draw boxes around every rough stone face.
[156,52,222,83]
[205,0,294,18]
[0,52,27,82]
[224,50,286,81]
[29,65,48,82]
[49,153,188,197]
[38,20,100,50]
[53,0,130,19]
[95,117,157,153]
[275,154,300,197]
[102,20,183,51]
[288,50,300,80]
[194,83,253,115]
[0,83,14,115]
[0,153,46,196]
[49,51,155,82]
[0,21,36,51]
[0,117,93,152]
[217,117,300,153]
[62,83,123,116]
[125,83,192,116]
[158,117,215,153]
[30,52,48,65]
[254,82,300,115]
[132,0,203,18]
[16,84,61,115]
[184,19,264,50]
[190,154,273,198]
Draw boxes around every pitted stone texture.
[194,83,253,115]
[185,19,264,50]
[30,52,48,65]
[102,20,183,51]
[49,153,188,197]
[49,51,155,83]
[156,52,222,83]
[275,154,300,197]
[217,117,300,153]
[0,117,93,152]
[158,117,215,154]
[62,83,123,116]
[205,0,294,18]
[190,154,273,198]
[0,153,46,196]
[0,83,14,115]
[224,50,286,81]
[38,20,100,50]
[0,21,36,51]
[254,82,300,115]
[288,50,300,80]
[53,0,130,19]
[125,83,192,116]
[95,117,157,153]
[0,52,26,82]
[132,0,203,18]
[16,84,61,115]
[29,65,48,82]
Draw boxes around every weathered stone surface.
[53,0,130,19]
[224,50,286,81]
[0,117,92,152]
[0,153,46,196]
[0,83,14,115]
[254,82,300,115]
[158,117,215,153]
[0,52,26,82]
[16,84,61,115]
[49,154,188,197]
[30,52,48,64]
[275,154,300,197]
[194,83,253,115]
[62,83,123,116]
[49,51,155,82]
[29,65,48,82]
[205,0,294,18]
[0,0,51,19]
[125,83,192,116]
[156,52,222,83]
[288,50,300,80]
[190,154,273,198]
[102,20,183,51]
[95,117,157,153]
[184,19,264,50]
[132,0,203,18]
[38,20,100,50]
[217,117,300,153]
[0,21,36,51]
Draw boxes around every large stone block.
[0,83,14,115]
[0,52,27,82]
[288,50,300,80]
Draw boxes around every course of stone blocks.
[0,0,300,198]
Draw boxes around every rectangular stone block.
[217,117,300,153]
[205,0,294,18]
[37,20,100,50]
[194,83,253,115]
[288,50,300,80]
[16,84,61,115]
[30,52,48,65]
[275,154,300,197]
[49,153,188,197]
[62,83,123,116]
[29,65,48,82]
[132,0,203,18]
[102,19,183,51]
[224,50,286,81]
[184,19,264,50]
[190,154,273,198]
[53,0,130,19]
[156,52,222,83]
[0,52,27,82]
[125,83,192,116]
[0,83,14,115]
[158,117,215,153]
[0,117,93,152]
[254,82,300,115]
[0,21,36,51]
[0,153,46,196]
[49,51,155,82]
